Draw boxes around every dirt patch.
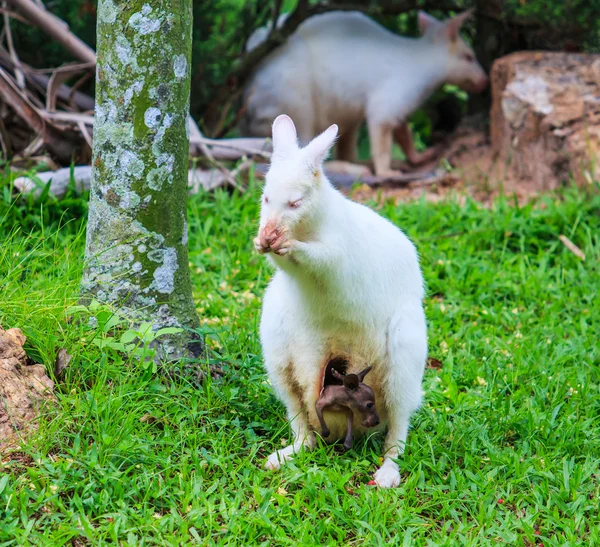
[0,326,55,453]
[345,121,555,207]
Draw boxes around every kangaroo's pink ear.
[418,11,442,36]
[271,114,299,159]
[443,9,473,41]
[304,124,338,168]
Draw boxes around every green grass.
[1,176,599,546]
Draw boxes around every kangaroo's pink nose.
[258,229,274,248]
[259,219,281,248]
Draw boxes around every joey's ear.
[443,9,473,41]
[357,366,373,382]
[343,373,359,391]
[418,11,442,36]
[303,124,338,168]
[272,114,298,159]
[331,369,345,381]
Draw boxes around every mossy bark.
[82,0,202,360]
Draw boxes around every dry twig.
[2,2,25,88]
[4,0,95,63]
[559,235,585,261]
[191,121,246,192]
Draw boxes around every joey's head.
[331,367,380,428]
[257,115,338,252]
[418,10,488,94]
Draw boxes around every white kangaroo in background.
[242,10,488,176]
[255,114,427,487]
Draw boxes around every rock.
[0,326,54,452]
[491,52,600,189]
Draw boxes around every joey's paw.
[254,236,269,254]
[373,459,401,488]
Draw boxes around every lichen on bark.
[82,0,202,361]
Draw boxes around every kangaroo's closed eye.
[264,196,269,204]
[288,199,302,209]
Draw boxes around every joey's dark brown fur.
[315,366,380,451]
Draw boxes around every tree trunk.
[490,51,600,190]
[470,0,507,115]
[82,0,202,361]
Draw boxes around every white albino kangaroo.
[256,114,427,488]
[242,10,488,176]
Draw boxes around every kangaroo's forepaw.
[254,236,269,254]
[272,238,293,256]
[373,458,401,488]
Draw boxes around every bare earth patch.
[346,123,566,207]
[0,326,54,453]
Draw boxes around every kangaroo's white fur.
[242,10,488,176]
[256,115,427,488]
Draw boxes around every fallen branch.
[0,46,95,110]
[192,125,246,192]
[190,136,272,160]
[0,65,45,133]
[0,67,85,161]
[5,0,95,64]
[0,6,32,25]
[0,115,13,157]
[46,61,94,112]
[190,122,250,191]
[12,158,450,200]
[77,119,92,148]
[3,2,25,88]
[25,109,270,161]
[12,165,250,198]
[13,165,90,195]
[187,113,248,192]
[253,162,449,188]
[0,4,274,166]
[362,169,451,188]
[40,110,92,125]
[187,114,204,157]
[21,134,42,156]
